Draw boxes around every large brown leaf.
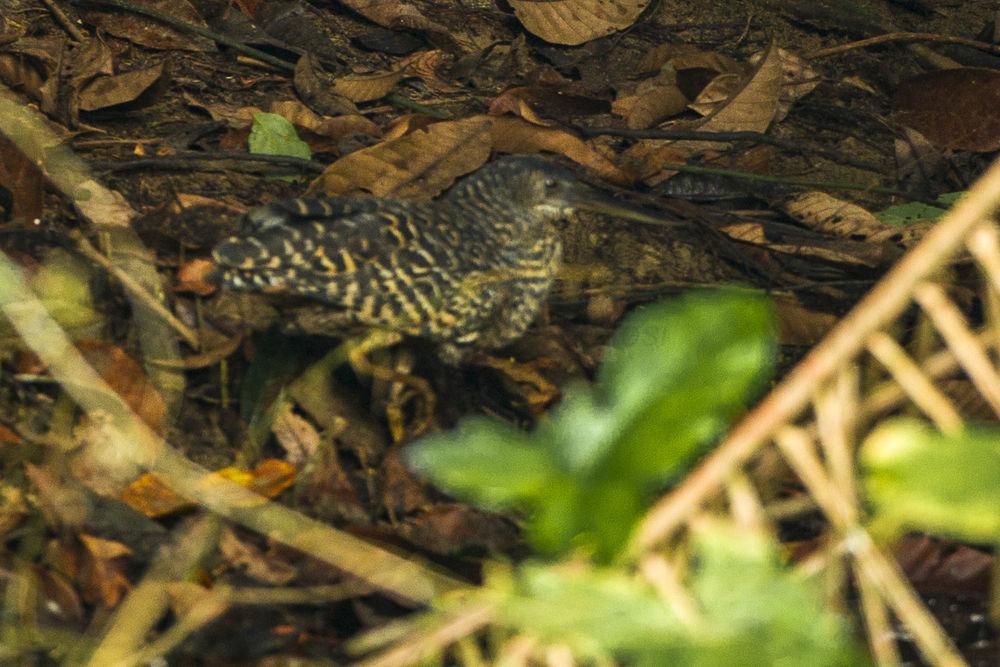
[509,0,652,45]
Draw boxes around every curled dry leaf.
[75,340,167,432]
[893,67,1000,152]
[78,63,168,112]
[333,50,458,103]
[175,258,217,296]
[509,0,652,46]
[490,116,630,184]
[306,116,493,199]
[782,191,901,243]
[122,460,296,518]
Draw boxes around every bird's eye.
[543,178,558,190]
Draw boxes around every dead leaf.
[307,116,492,198]
[509,0,652,46]
[122,460,295,518]
[78,63,168,112]
[78,534,132,607]
[76,340,167,432]
[333,50,458,103]
[894,67,1000,151]
[489,116,629,184]
[175,258,218,296]
[0,134,44,223]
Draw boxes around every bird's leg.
[469,352,561,415]
[347,330,437,437]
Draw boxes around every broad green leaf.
[687,521,863,666]
[248,112,311,160]
[596,289,774,479]
[862,419,1000,541]
[407,417,557,509]
[407,289,776,560]
[487,522,862,665]
[875,192,962,225]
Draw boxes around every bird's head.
[449,155,681,228]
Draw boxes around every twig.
[88,151,326,174]
[631,154,1000,552]
[576,127,886,173]
[658,162,942,205]
[39,0,86,41]
[866,332,963,433]
[72,232,200,348]
[0,250,468,604]
[806,31,1000,60]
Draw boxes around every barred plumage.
[211,155,670,361]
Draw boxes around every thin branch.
[632,154,1000,552]
[807,31,1000,60]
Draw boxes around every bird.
[210,155,679,364]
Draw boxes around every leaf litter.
[0,0,997,663]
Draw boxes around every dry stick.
[73,233,200,348]
[913,281,1000,416]
[86,515,222,666]
[966,222,1000,340]
[856,564,902,667]
[0,253,466,608]
[631,155,1000,554]
[866,332,964,433]
[357,603,495,667]
[576,126,885,173]
[806,31,1000,60]
[39,0,87,41]
[774,427,964,666]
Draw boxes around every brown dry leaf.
[772,294,838,345]
[0,134,45,224]
[76,340,167,432]
[490,89,554,126]
[0,484,28,537]
[175,258,218,296]
[692,43,782,134]
[333,50,457,103]
[782,192,895,242]
[153,332,242,371]
[83,0,216,51]
[78,63,168,112]
[307,116,492,199]
[489,116,629,184]
[0,423,21,444]
[719,219,893,268]
[338,0,448,32]
[0,36,61,108]
[294,53,360,117]
[122,460,295,518]
[269,100,380,142]
[687,72,743,116]
[893,67,1000,151]
[613,81,688,129]
[509,0,652,46]
[219,528,297,585]
[78,534,132,607]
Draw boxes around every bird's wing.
[212,200,459,331]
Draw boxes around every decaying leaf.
[76,340,167,432]
[78,63,168,112]
[338,0,448,32]
[307,116,492,198]
[78,533,133,607]
[122,460,296,517]
[333,50,458,103]
[509,0,652,46]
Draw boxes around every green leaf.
[488,522,863,665]
[875,192,963,225]
[248,112,311,160]
[406,417,558,510]
[407,289,776,560]
[861,418,1000,541]
[596,289,774,479]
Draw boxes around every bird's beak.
[570,186,683,228]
